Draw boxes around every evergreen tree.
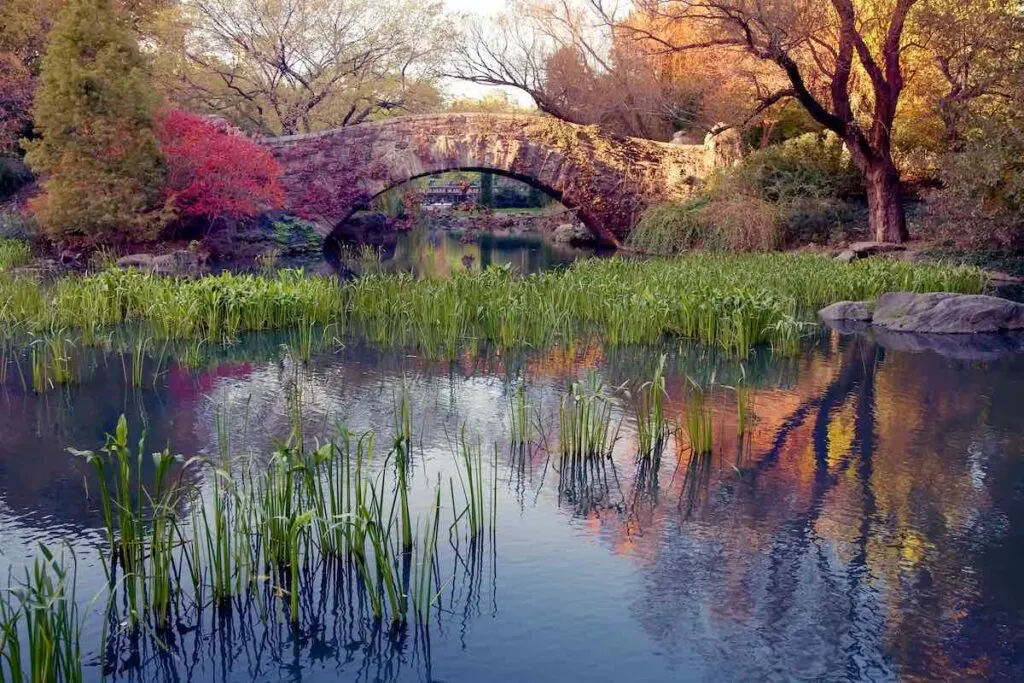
[24,0,166,243]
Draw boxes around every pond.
[325,224,603,278]
[1,324,1023,682]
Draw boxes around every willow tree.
[172,0,451,135]
[609,0,919,243]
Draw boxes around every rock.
[819,301,874,322]
[671,130,700,145]
[873,292,1024,334]
[835,250,858,263]
[116,249,204,276]
[551,223,596,246]
[704,124,743,169]
[847,241,905,256]
[835,241,906,263]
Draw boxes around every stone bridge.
[264,113,736,246]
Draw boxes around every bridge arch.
[264,113,718,246]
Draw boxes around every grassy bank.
[0,253,987,356]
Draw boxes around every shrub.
[929,115,1024,249]
[629,132,867,253]
[707,197,783,251]
[627,197,782,254]
[720,132,862,202]
[0,237,32,270]
[626,200,708,254]
[159,110,284,222]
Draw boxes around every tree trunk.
[864,158,909,243]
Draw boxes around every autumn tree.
[449,0,705,139]
[24,0,166,243]
[604,0,924,242]
[158,110,283,222]
[166,0,451,135]
[916,0,1024,144]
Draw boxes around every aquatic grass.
[0,545,84,683]
[392,387,413,553]
[69,417,189,629]
[735,387,752,436]
[0,254,990,357]
[412,482,442,624]
[635,355,669,459]
[456,427,487,538]
[28,332,76,393]
[558,375,618,459]
[508,383,535,444]
[683,386,715,456]
[51,399,496,640]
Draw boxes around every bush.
[0,237,32,270]
[720,132,862,202]
[627,197,782,254]
[929,115,1024,249]
[628,132,869,254]
[159,110,284,222]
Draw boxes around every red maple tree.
[159,110,284,221]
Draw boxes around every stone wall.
[264,113,723,246]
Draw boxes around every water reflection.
[329,227,601,278]
[1,331,1023,680]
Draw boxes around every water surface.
[1,331,1023,682]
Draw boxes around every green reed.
[0,254,989,358]
[456,426,487,538]
[70,418,186,629]
[0,546,83,683]
[412,482,442,624]
[559,375,618,459]
[683,387,714,456]
[635,355,669,460]
[735,386,753,436]
[28,333,76,393]
[508,383,534,444]
[120,335,150,388]
[53,393,497,634]
[393,387,413,553]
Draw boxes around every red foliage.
[159,110,284,221]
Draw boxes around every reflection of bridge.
[264,114,736,246]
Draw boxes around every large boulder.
[551,223,596,246]
[872,292,1024,333]
[819,301,874,322]
[820,291,1024,335]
